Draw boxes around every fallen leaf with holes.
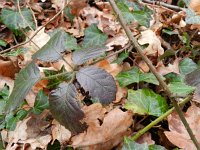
[51,120,71,144]
[156,59,180,76]
[164,104,200,150]
[138,29,164,56]
[72,103,133,150]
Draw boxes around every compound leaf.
[1,8,34,32]
[126,89,168,117]
[5,62,40,113]
[76,66,117,104]
[49,83,87,134]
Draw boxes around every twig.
[27,2,38,29]
[108,0,200,149]
[141,0,183,11]
[0,2,69,55]
[17,0,34,31]
[131,96,191,140]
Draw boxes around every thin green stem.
[108,0,200,149]
[131,96,191,140]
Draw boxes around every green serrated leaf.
[72,46,107,65]
[32,90,49,115]
[126,89,168,117]
[33,29,78,62]
[1,8,34,32]
[5,113,18,131]
[116,67,159,87]
[179,58,197,75]
[76,66,117,104]
[5,62,40,113]
[49,83,87,134]
[16,109,28,120]
[44,66,72,89]
[168,82,195,97]
[82,24,108,48]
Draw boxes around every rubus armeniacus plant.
[3,24,117,134]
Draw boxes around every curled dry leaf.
[138,29,164,56]
[156,59,180,76]
[164,104,200,150]
[72,103,133,150]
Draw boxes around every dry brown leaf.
[95,60,123,78]
[52,0,65,11]
[138,61,150,73]
[0,58,20,78]
[51,120,71,144]
[156,59,180,76]
[4,114,51,150]
[106,35,129,51]
[164,104,200,150]
[193,86,200,103]
[114,82,128,103]
[189,0,200,14]
[72,104,133,150]
[138,29,164,56]
[136,132,155,145]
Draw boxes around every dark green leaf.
[5,113,18,131]
[126,89,168,117]
[116,67,159,87]
[159,49,176,60]
[179,58,197,75]
[33,30,78,61]
[162,29,177,35]
[113,52,129,64]
[0,84,9,101]
[49,83,87,134]
[5,62,40,113]
[32,90,49,115]
[168,82,195,97]
[82,24,108,48]
[72,46,107,65]
[0,39,7,47]
[76,66,117,104]
[1,8,34,31]
[44,66,72,89]
[117,2,152,27]
[16,109,28,120]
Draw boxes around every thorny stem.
[108,0,200,149]
[131,96,191,140]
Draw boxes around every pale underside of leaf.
[76,66,117,104]
[49,83,87,134]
